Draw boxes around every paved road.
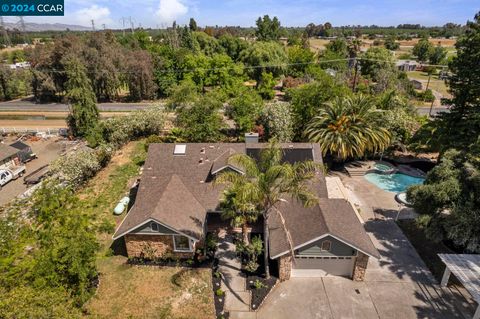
[0,99,449,117]
[0,100,159,112]
[417,106,449,116]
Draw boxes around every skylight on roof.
[173,144,186,155]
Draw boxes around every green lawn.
[407,71,451,97]
[80,141,215,319]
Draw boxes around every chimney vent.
[245,132,259,144]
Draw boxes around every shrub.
[88,106,166,147]
[260,101,294,142]
[215,288,225,297]
[417,89,435,102]
[50,148,101,188]
[236,236,263,273]
[254,279,266,290]
[144,135,163,151]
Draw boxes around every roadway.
[0,100,449,115]
[0,100,156,112]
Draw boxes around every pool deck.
[344,160,426,178]
[333,171,418,222]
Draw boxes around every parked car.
[0,166,26,187]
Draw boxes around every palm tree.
[219,187,259,245]
[304,95,391,160]
[215,142,320,278]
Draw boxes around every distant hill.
[4,22,91,32]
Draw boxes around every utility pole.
[128,16,135,34]
[425,72,432,91]
[18,16,27,44]
[120,17,127,37]
[91,19,95,31]
[102,24,106,30]
[0,17,11,47]
[352,59,359,92]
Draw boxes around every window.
[151,222,158,232]
[173,235,191,251]
[321,240,332,252]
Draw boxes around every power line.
[25,58,449,76]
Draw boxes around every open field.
[310,37,456,54]
[76,141,215,318]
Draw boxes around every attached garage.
[291,256,356,277]
[290,236,357,278]
[269,198,381,282]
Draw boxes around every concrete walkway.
[216,232,255,318]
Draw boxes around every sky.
[5,0,479,29]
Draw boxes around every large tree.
[413,38,433,63]
[255,15,281,41]
[407,12,480,253]
[215,142,319,278]
[305,95,391,160]
[175,93,224,142]
[240,41,287,84]
[408,148,480,252]
[429,11,480,152]
[286,73,349,140]
[64,56,99,137]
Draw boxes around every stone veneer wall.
[278,254,292,281]
[352,252,369,281]
[125,234,195,259]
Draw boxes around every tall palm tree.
[215,142,320,278]
[219,187,259,245]
[304,95,391,160]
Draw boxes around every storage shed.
[10,141,34,163]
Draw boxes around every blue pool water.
[374,163,393,172]
[364,173,425,193]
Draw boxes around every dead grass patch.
[84,257,214,319]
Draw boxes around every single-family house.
[396,60,419,72]
[113,142,379,281]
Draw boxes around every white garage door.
[291,256,356,278]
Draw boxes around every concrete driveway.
[256,221,470,319]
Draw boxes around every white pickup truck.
[0,166,26,187]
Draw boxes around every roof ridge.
[161,174,205,210]
[212,148,232,162]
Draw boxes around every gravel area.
[0,137,68,206]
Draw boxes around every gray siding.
[130,221,178,235]
[296,236,356,257]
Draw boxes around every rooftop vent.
[173,144,186,156]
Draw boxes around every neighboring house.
[9,141,34,163]
[396,60,419,72]
[113,142,379,281]
[0,143,20,170]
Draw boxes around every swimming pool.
[364,172,425,193]
[374,163,394,172]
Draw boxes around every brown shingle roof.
[269,198,379,259]
[113,143,330,243]
[0,143,19,161]
[211,148,243,174]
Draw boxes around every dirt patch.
[84,257,215,319]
